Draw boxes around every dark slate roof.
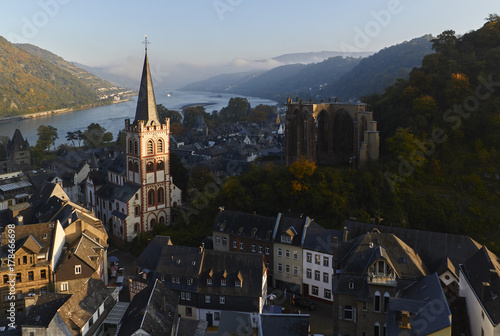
[118,280,179,336]
[274,215,310,246]
[58,277,115,335]
[156,245,203,279]
[387,273,451,335]
[302,223,343,254]
[198,250,264,298]
[216,311,253,336]
[213,210,278,242]
[111,210,127,220]
[460,247,500,325]
[136,236,172,272]
[87,170,106,187]
[260,314,310,336]
[133,51,160,127]
[23,294,71,327]
[344,221,481,275]
[107,153,126,175]
[95,181,140,203]
[176,318,207,336]
[7,129,29,151]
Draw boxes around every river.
[0,90,278,147]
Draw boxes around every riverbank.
[180,102,217,109]
[0,98,134,125]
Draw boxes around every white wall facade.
[302,249,333,302]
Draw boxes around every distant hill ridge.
[0,36,101,117]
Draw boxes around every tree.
[66,131,77,147]
[182,106,207,128]
[157,104,182,124]
[36,125,58,151]
[83,123,107,148]
[219,97,251,123]
[431,30,457,55]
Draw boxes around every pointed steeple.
[134,38,160,126]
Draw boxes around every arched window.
[147,140,154,154]
[150,218,156,229]
[317,110,329,152]
[374,291,381,312]
[134,223,139,233]
[128,160,133,171]
[333,109,354,159]
[156,160,165,171]
[374,322,380,336]
[135,206,140,216]
[134,162,139,173]
[157,187,164,204]
[146,162,154,173]
[115,202,119,210]
[157,139,163,153]
[148,189,155,206]
[134,141,138,155]
[128,139,133,153]
[159,216,165,225]
[384,292,390,313]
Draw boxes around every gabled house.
[118,279,179,336]
[459,247,500,336]
[333,231,427,336]
[22,293,72,335]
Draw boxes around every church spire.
[134,35,160,126]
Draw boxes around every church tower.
[124,40,179,232]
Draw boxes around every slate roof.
[216,311,253,336]
[107,153,127,175]
[72,233,106,270]
[156,245,203,279]
[135,236,172,272]
[7,129,29,151]
[23,293,71,327]
[460,246,500,325]
[133,51,160,127]
[260,314,310,336]
[118,280,179,336]
[1,222,53,259]
[386,273,451,335]
[274,215,310,246]
[302,223,343,254]
[57,277,115,336]
[95,181,140,203]
[344,221,481,275]
[176,318,207,336]
[198,250,264,298]
[213,210,278,242]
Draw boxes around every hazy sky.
[1,1,498,88]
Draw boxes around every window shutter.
[338,305,343,320]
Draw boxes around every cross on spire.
[142,35,150,52]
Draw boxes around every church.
[87,45,182,246]
[285,98,380,168]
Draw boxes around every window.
[187,278,193,285]
[186,292,191,300]
[374,323,380,336]
[129,139,133,153]
[89,316,94,327]
[374,291,381,312]
[214,312,220,321]
[285,265,290,274]
[233,240,237,248]
[323,256,329,267]
[293,251,298,260]
[315,254,320,265]
[134,141,138,155]
[258,245,263,253]
[222,237,227,246]
[135,206,140,216]
[23,256,27,264]
[181,292,186,300]
[186,307,192,316]
[157,188,164,204]
[323,272,329,283]
[147,140,154,154]
[265,247,270,255]
[215,236,220,245]
[207,278,212,285]
[3,275,8,283]
[349,281,355,289]
[315,270,320,281]
[239,242,244,250]
[175,277,180,284]
[75,265,82,274]
[324,289,331,299]
[278,248,282,257]
[161,275,165,282]
[16,273,21,282]
[61,282,68,292]
[146,162,154,172]
[157,139,163,153]
[362,301,368,311]
[312,286,319,295]
[251,244,256,252]
[344,305,353,321]
[221,279,226,286]
[220,296,225,304]
[235,279,241,287]
[293,266,298,275]
[156,160,165,171]
[205,295,211,303]
[306,252,312,263]
[306,269,312,279]
[384,292,390,313]
[148,189,155,206]
[28,271,34,281]
[285,249,290,258]
[278,263,282,272]
[134,223,139,233]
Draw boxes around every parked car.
[292,297,316,311]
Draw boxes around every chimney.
[343,226,348,242]
[25,294,37,315]
[399,311,411,329]
[333,237,339,272]
[16,215,23,226]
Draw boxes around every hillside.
[0,37,99,117]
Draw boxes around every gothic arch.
[128,139,133,154]
[147,140,154,154]
[333,109,354,159]
[317,110,329,153]
[157,187,165,204]
[148,189,155,206]
[134,140,138,155]
[157,138,163,153]
[134,162,139,173]
[156,160,165,171]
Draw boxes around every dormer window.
[75,265,82,274]
[238,227,244,235]
[235,279,241,287]
[221,279,226,286]
[251,228,257,237]
[207,278,212,285]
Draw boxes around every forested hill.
[16,43,117,90]
[0,36,98,117]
